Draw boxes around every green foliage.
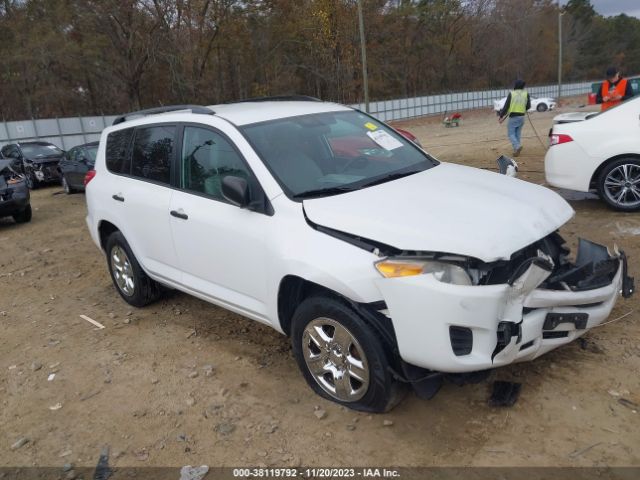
[0,0,637,119]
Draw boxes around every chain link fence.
[1,81,595,151]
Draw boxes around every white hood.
[303,163,574,262]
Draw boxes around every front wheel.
[536,103,548,112]
[105,231,162,307]
[291,296,403,412]
[597,158,640,212]
[13,204,32,224]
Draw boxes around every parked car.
[494,95,556,113]
[545,96,640,211]
[58,141,98,194]
[0,141,65,189]
[0,158,31,223]
[86,100,634,412]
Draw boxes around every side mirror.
[221,175,250,208]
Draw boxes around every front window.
[20,144,63,158]
[180,126,252,201]
[241,110,437,198]
[85,145,98,162]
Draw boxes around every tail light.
[84,169,96,186]
[549,133,573,147]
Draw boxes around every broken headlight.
[374,258,472,285]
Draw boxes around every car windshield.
[86,145,98,162]
[21,144,63,158]
[241,110,437,198]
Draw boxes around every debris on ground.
[47,373,56,382]
[93,446,112,480]
[49,403,62,411]
[383,420,394,427]
[568,442,602,458]
[11,437,29,450]
[488,381,522,407]
[180,465,209,480]
[314,409,327,420]
[80,314,105,329]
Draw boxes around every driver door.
[168,124,271,323]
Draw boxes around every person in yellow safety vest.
[498,79,530,157]
[597,67,634,111]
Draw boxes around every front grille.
[449,326,473,356]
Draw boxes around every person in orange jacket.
[597,67,634,111]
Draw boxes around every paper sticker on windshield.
[366,130,403,150]
[364,122,378,131]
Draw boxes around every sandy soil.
[1,98,639,470]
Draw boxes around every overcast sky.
[561,0,640,18]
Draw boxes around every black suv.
[1,141,65,189]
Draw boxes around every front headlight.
[374,258,472,285]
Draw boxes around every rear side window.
[106,128,134,174]
[131,125,175,184]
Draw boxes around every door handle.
[170,209,188,220]
[112,194,125,202]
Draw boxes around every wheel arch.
[276,275,398,358]
[98,220,120,252]
[590,153,640,189]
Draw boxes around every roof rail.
[231,95,322,104]
[112,105,215,126]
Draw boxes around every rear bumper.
[376,245,633,373]
[544,143,592,191]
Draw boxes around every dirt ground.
[1,98,639,470]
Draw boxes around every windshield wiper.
[358,169,423,189]
[292,185,356,199]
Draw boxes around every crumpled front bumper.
[376,243,634,373]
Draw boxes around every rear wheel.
[13,204,32,224]
[61,175,75,194]
[597,158,640,212]
[105,231,162,307]
[291,296,403,412]
[536,103,548,112]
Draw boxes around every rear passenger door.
[168,124,270,322]
[106,124,182,283]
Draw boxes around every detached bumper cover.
[376,240,634,373]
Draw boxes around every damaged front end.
[374,232,634,379]
[0,161,30,219]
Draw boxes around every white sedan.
[545,96,640,211]
[494,95,556,113]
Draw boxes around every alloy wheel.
[302,317,370,402]
[603,163,640,209]
[110,245,135,296]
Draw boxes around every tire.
[597,157,640,212]
[12,204,32,224]
[291,296,403,413]
[61,175,74,194]
[536,103,548,112]
[105,231,162,307]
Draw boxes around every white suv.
[86,99,634,412]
